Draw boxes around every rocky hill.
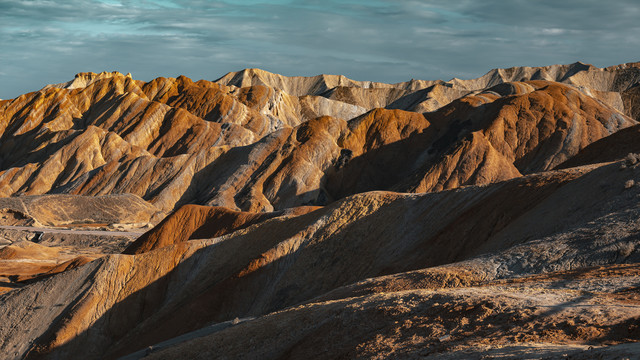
[1,62,640,359]
[1,65,636,213]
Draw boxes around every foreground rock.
[145,266,640,359]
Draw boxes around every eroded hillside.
[1,65,637,213]
[1,62,640,359]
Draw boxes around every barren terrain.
[1,62,640,359]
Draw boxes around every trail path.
[0,225,144,237]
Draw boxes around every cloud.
[1,0,639,99]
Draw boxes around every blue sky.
[1,0,639,99]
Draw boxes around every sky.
[1,0,640,99]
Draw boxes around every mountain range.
[1,62,640,359]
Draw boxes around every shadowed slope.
[557,124,640,169]
[329,81,635,197]
[3,159,640,359]
[123,204,319,255]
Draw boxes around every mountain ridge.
[1,61,640,359]
[1,65,636,213]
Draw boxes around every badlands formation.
[0,62,639,358]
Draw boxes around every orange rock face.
[123,204,319,255]
[0,68,636,213]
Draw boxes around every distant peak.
[234,68,275,78]
[605,62,640,71]
[569,61,595,69]
[73,71,128,79]
[43,71,133,91]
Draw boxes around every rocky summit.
[1,62,640,359]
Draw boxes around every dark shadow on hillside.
[326,93,520,200]
[326,129,440,199]
[172,141,255,210]
[0,281,23,290]
[385,84,440,110]
[0,128,79,171]
[24,208,330,359]
[23,167,640,359]
[556,125,640,169]
[24,193,491,359]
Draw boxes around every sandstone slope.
[2,158,640,359]
[0,72,364,212]
[1,64,638,213]
[123,204,319,255]
[188,80,634,210]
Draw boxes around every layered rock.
[331,81,635,197]
[2,159,640,359]
[0,62,640,359]
[1,65,638,214]
[0,194,159,227]
[0,73,365,212]
[557,124,640,168]
[123,204,319,255]
[217,63,640,119]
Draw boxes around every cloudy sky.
[1,0,639,99]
